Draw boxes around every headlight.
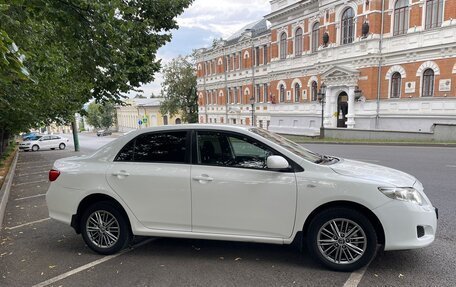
[378,187,424,206]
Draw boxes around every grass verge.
[281,135,456,145]
[0,143,17,189]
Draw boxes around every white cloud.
[133,0,271,97]
[177,0,270,38]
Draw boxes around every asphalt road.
[1,142,455,287]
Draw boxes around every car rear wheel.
[59,143,66,150]
[306,207,377,272]
[80,201,131,255]
[32,145,39,152]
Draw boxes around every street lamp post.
[249,96,255,126]
[318,84,327,139]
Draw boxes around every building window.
[294,28,303,56]
[226,56,230,72]
[294,83,301,102]
[280,32,287,60]
[234,87,238,104]
[255,84,260,102]
[255,47,260,66]
[263,45,268,64]
[263,83,268,102]
[232,54,235,70]
[238,52,242,69]
[311,22,320,52]
[425,0,444,29]
[311,81,318,101]
[394,0,409,36]
[239,86,243,104]
[390,72,402,98]
[227,88,231,104]
[341,8,355,45]
[279,85,285,102]
[422,69,435,97]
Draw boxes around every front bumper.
[19,146,30,150]
[373,200,437,251]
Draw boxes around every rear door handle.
[112,171,130,177]
[192,175,214,182]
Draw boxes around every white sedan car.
[20,135,69,151]
[46,125,437,271]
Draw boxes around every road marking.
[353,159,380,163]
[5,217,50,230]
[32,238,155,287]
[17,171,48,177]
[16,164,52,169]
[13,179,47,187]
[343,265,369,287]
[14,194,46,201]
[446,165,456,168]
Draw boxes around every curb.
[0,150,19,231]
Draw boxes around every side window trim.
[193,129,302,172]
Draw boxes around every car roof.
[135,124,251,133]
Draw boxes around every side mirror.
[267,156,290,170]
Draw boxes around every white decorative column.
[346,86,356,129]
[323,88,333,128]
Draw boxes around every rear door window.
[115,131,188,163]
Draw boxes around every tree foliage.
[0,0,193,155]
[160,55,198,123]
[86,102,115,130]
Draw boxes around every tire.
[306,207,377,272]
[59,143,66,150]
[32,145,39,152]
[80,201,131,255]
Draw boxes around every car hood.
[330,158,417,187]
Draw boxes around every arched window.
[394,0,409,35]
[341,8,355,44]
[422,69,434,97]
[295,28,303,56]
[425,0,444,29]
[390,72,402,98]
[280,33,287,60]
[311,81,318,101]
[294,83,301,102]
[311,22,320,52]
[279,85,285,102]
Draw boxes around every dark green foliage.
[160,55,198,123]
[0,0,193,155]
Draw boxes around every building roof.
[225,19,271,45]
[125,97,164,107]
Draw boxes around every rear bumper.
[374,200,437,251]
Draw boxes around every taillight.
[49,169,61,182]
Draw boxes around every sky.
[133,0,271,98]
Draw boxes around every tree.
[160,55,198,123]
[0,0,193,155]
[86,102,115,130]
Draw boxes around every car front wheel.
[306,207,377,272]
[59,143,66,150]
[80,201,131,255]
[32,145,39,152]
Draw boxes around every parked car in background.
[97,129,112,137]
[20,135,69,151]
[46,125,437,271]
[22,132,39,141]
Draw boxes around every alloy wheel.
[85,210,120,249]
[316,218,367,265]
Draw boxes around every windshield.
[250,128,322,163]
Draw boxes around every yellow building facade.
[116,98,182,133]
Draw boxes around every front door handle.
[112,170,130,177]
[192,175,214,183]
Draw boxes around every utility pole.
[71,120,80,152]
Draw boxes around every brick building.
[195,0,456,135]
